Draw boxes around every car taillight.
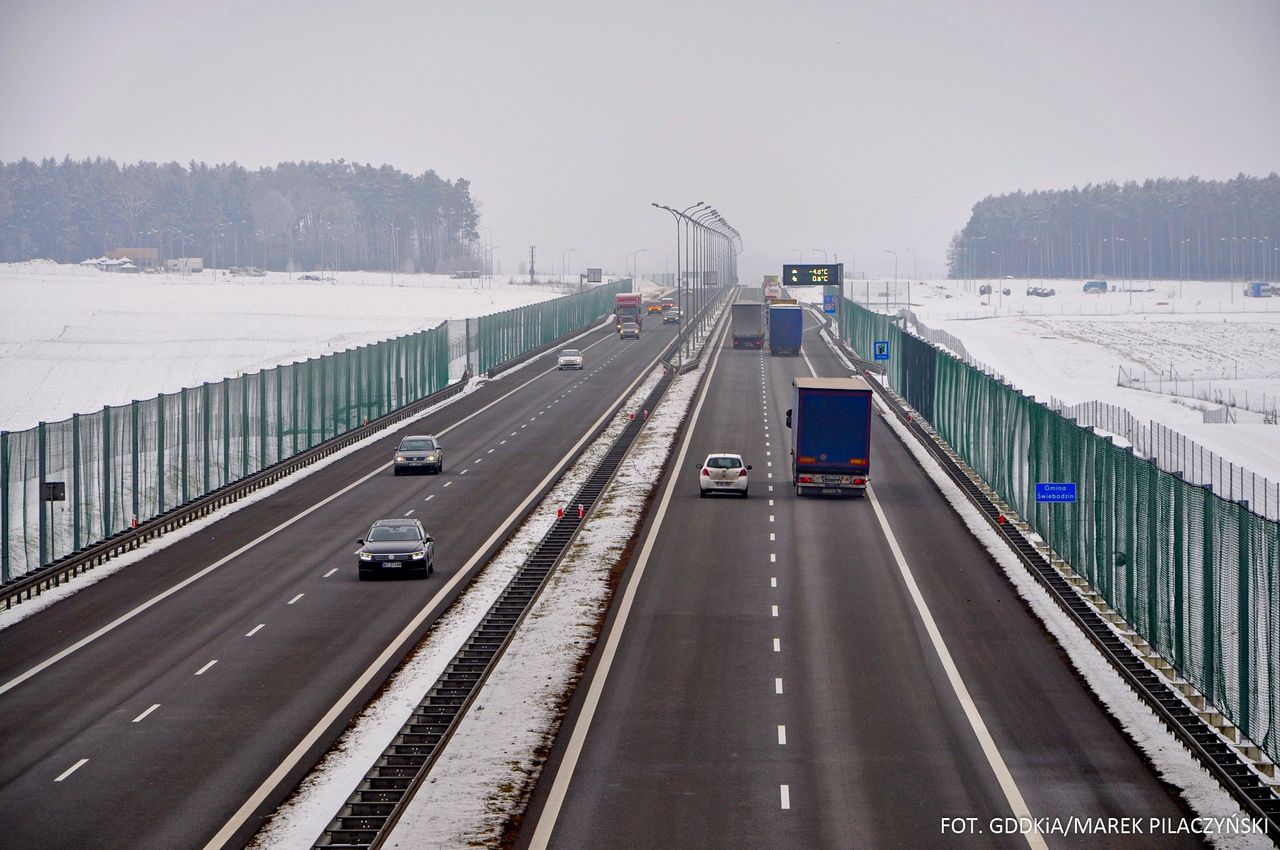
[853,478,866,485]
[798,476,813,483]
[701,468,710,476]
[739,468,748,477]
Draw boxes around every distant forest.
[0,157,481,272]
[948,173,1280,282]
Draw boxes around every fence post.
[259,370,268,470]
[0,430,7,582]
[131,400,140,525]
[180,387,189,505]
[72,413,81,552]
[102,406,111,538]
[222,379,231,488]
[202,383,211,494]
[38,421,47,566]
[1237,500,1251,733]
[1201,484,1217,701]
[241,375,250,479]
[157,395,165,512]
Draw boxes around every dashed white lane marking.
[530,417,536,422]
[773,638,781,652]
[54,759,88,782]
[775,677,784,694]
[770,532,775,541]
[780,785,791,810]
[500,440,507,445]
[424,495,434,502]
[769,515,775,522]
[510,432,517,437]
[767,461,772,467]
[766,450,771,456]
[488,448,495,453]
[288,593,304,605]
[404,509,414,516]
[778,725,787,745]
[443,481,452,487]
[770,553,777,563]
[768,485,773,492]
[322,568,338,578]
[768,473,773,479]
[245,624,265,637]
[867,486,1049,850]
[769,499,774,506]
[132,703,161,723]
[522,423,529,428]
[771,605,779,617]
[771,577,777,588]
[460,469,470,475]
[195,659,218,676]
[473,458,482,464]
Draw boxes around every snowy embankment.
[818,333,1270,850]
[0,260,586,431]
[249,324,716,848]
[799,278,1280,487]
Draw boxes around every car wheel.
[428,560,434,575]
[699,488,707,498]
[741,487,749,498]
[393,468,401,476]
[358,572,371,581]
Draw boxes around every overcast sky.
[3,0,1278,282]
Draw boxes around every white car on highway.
[557,349,584,370]
[698,452,751,498]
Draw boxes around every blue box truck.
[786,376,873,497]
[769,304,803,355]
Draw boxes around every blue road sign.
[1035,482,1077,503]
[873,340,890,361]
[823,294,837,314]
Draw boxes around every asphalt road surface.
[0,317,677,850]
[521,310,1204,849]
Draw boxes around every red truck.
[614,293,643,329]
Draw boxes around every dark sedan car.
[356,518,435,580]
[394,434,444,474]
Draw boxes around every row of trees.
[0,157,481,273]
[947,173,1280,281]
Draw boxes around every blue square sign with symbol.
[1035,483,1077,502]
[873,340,889,361]
[823,294,837,314]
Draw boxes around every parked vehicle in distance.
[1083,279,1108,293]
[787,376,873,497]
[663,309,681,324]
[619,321,640,339]
[557,349,584,369]
[732,300,765,349]
[394,434,444,474]
[1026,286,1057,297]
[356,518,434,579]
[768,303,803,356]
[1244,281,1273,298]
[698,452,751,497]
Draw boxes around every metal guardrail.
[0,377,473,611]
[839,337,1280,841]
[314,370,676,849]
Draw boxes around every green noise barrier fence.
[1,281,628,582]
[838,297,1280,764]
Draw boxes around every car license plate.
[715,481,731,487]
[382,561,402,568]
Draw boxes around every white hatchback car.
[698,453,751,498]
[557,349,584,370]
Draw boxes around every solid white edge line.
[866,484,1047,849]
[132,703,161,723]
[54,758,88,782]
[527,313,731,850]
[0,326,619,699]
[202,323,675,850]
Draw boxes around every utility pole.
[529,245,536,284]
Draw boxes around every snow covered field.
[0,260,585,432]
[802,277,1280,487]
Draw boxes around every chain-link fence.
[839,297,1280,763]
[2,281,627,582]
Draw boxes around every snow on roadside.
[821,337,1272,849]
[247,364,676,848]
[383,363,703,849]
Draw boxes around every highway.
[0,317,677,849]
[522,309,1205,848]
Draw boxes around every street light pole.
[884,249,898,313]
